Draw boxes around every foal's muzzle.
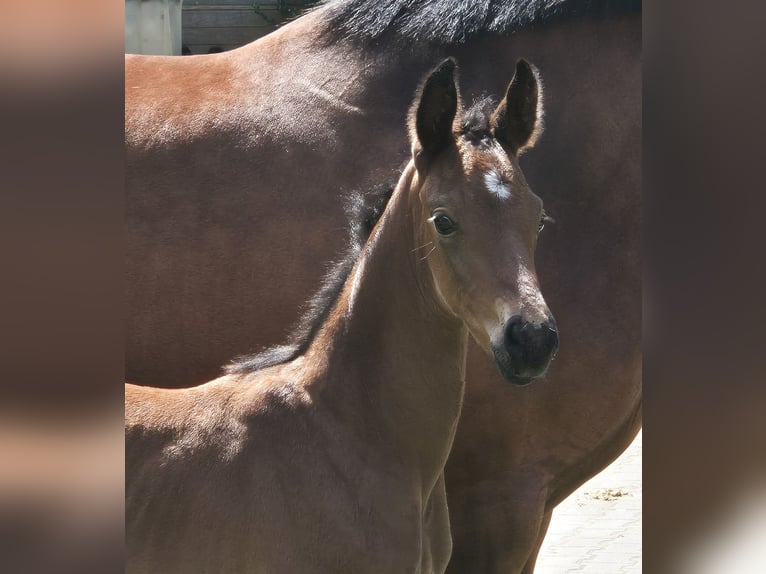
[492,315,559,385]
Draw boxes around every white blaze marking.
[484,170,511,200]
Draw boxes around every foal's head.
[408,59,557,385]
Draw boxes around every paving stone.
[535,430,642,573]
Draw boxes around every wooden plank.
[179,1,302,51]
[183,9,278,29]
[184,0,282,6]
[182,26,267,47]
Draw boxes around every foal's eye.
[432,214,458,236]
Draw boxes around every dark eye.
[432,213,458,236]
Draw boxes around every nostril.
[504,315,524,348]
[503,316,559,367]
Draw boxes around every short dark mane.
[315,0,641,45]
[226,181,395,375]
[461,96,497,143]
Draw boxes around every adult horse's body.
[126,1,641,571]
[126,60,554,573]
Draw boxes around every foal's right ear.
[409,58,460,169]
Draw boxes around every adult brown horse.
[126,1,641,571]
[126,59,555,573]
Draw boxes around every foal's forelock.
[460,96,496,143]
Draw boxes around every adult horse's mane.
[315,0,641,45]
[227,98,503,375]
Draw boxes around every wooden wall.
[181,1,315,55]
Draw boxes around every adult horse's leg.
[446,467,550,573]
[521,510,552,574]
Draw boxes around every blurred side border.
[644,0,766,572]
[0,0,125,572]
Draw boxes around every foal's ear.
[409,58,460,167]
[491,59,544,155]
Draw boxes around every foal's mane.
[314,0,641,45]
[225,182,395,375]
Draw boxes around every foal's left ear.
[409,58,460,168]
[491,59,544,155]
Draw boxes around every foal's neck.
[304,165,467,482]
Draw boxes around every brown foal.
[126,59,555,573]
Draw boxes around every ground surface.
[535,430,642,573]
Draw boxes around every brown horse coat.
[126,60,554,573]
[126,1,641,571]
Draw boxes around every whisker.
[410,241,433,253]
[418,245,436,261]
